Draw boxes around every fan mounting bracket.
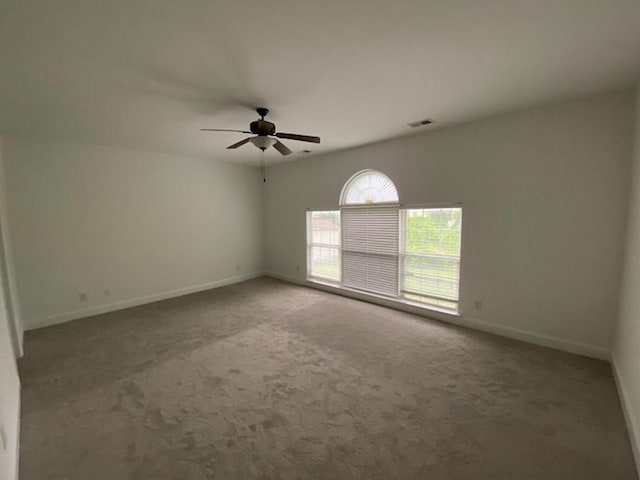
[256,107,269,119]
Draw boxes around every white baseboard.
[612,355,640,476]
[450,315,610,361]
[266,271,610,361]
[26,271,265,330]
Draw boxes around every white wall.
[0,139,20,479]
[265,91,634,358]
[2,139,265,329]
[0,284,19,480]
[0,138,23,356]
[613,84,640,471]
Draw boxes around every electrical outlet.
[474,300,483,311]
[78,292,87,302]
[296,265,300,273]
[236,264,241,272]
[104,289,110,297]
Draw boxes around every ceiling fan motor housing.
[250,119,276,136]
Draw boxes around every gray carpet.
[18,277,637,479]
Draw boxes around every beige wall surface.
[3,140,266,328]
[265,91,634,357]
[0,136,20,480]
[614,84,640,472]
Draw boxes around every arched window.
[340,170,399,206]
[339,170,400,296]
[307,169,462,313]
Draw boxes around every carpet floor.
[18,277,637,479]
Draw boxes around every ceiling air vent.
[407,118,434,128]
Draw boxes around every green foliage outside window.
[404,208,461,256]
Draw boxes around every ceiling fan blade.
[226,138,251,149]
[273,140,293,156]
[275,132,321,144]
[201,128,251,133]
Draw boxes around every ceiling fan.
[201,107,320,156]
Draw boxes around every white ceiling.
[1,0,639,165]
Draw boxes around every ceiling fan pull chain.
[260,150,266,183]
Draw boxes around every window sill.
[306,276,461,318]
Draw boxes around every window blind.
[341,206,399,296]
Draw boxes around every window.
[340,170,399,205]
[342,206,399,296]
[306,170,462,314]
[401,208,462,310]
[306,211,341,282]
[340,170,400,296]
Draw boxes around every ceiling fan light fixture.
[202,108,320,156]
[250,136,276,151]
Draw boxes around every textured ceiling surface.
[1,0,640,164]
